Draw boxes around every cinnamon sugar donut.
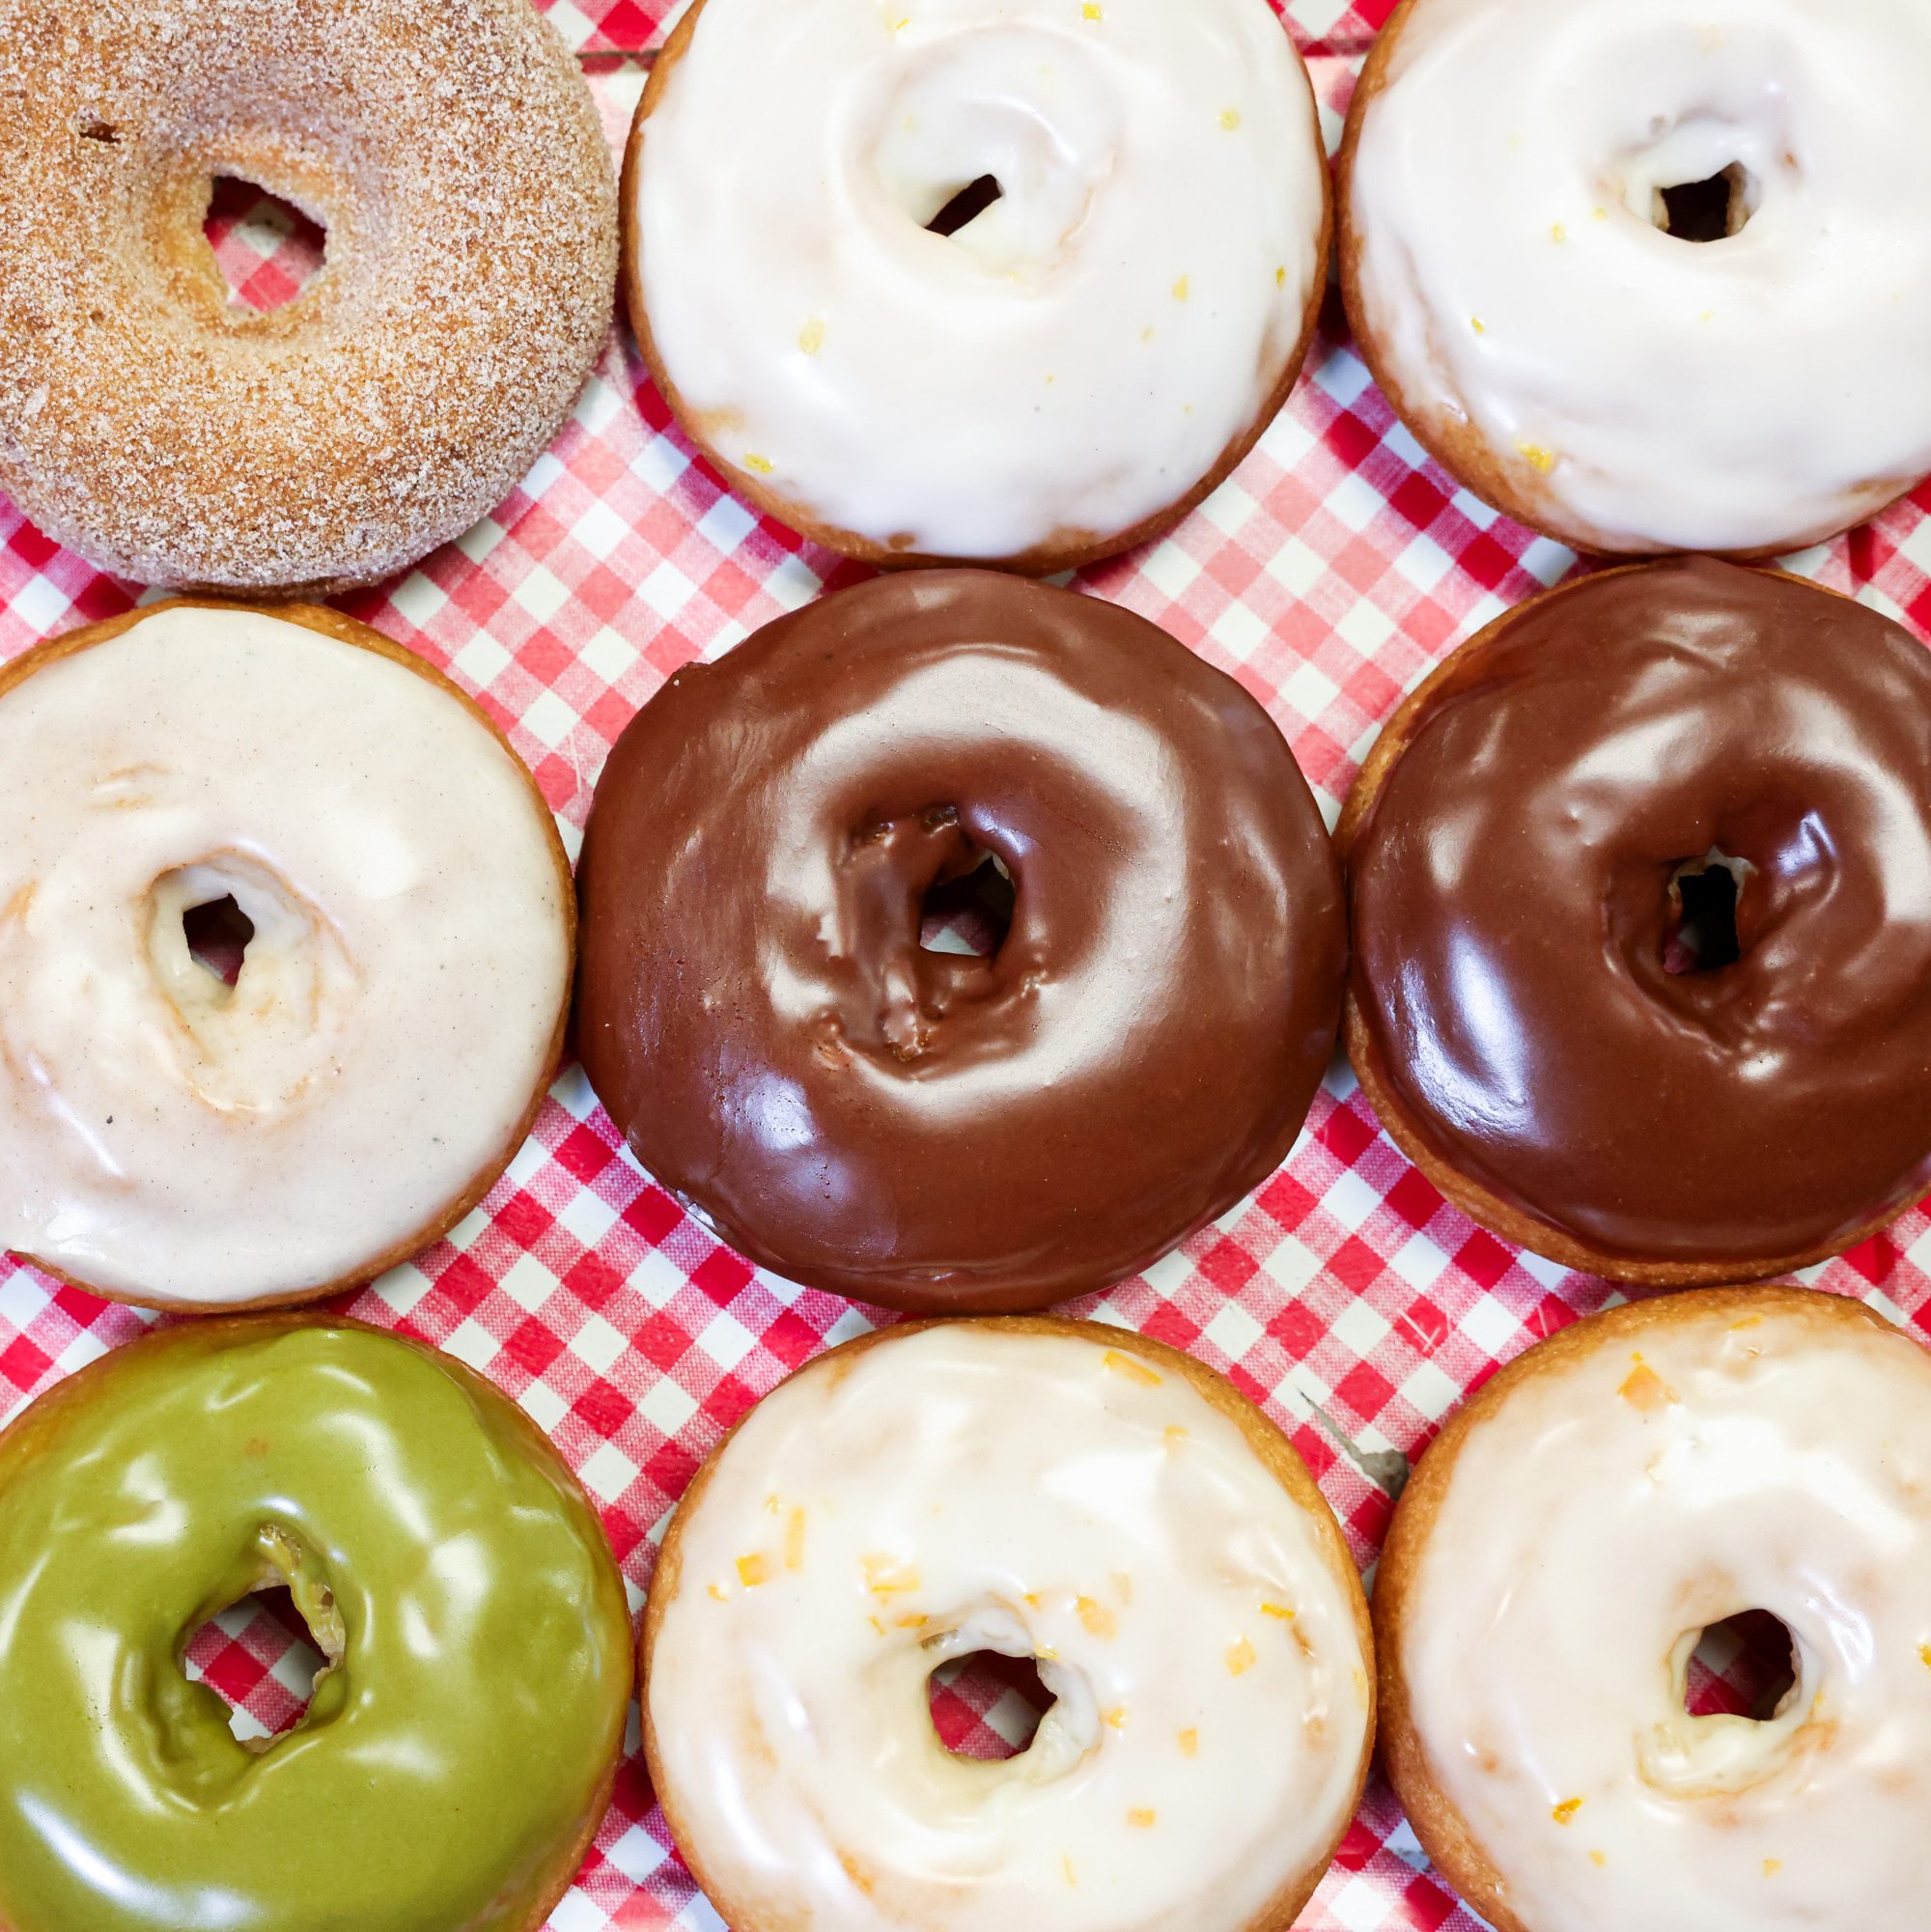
[623,0,1330,572]
[0,599,574,1310]
[0,0,617,593]
[1340,558,1931,1285]
[1377,1285,1931,1932]
[645,1318,1375,1932]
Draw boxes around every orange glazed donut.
[0,0,617,594]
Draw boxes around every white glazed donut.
[624,0,1331,572]
[1377,1286,1931,1932]
[0,600,573,1310]
[644,1319,1374,1932]
[1339,0,1931,556]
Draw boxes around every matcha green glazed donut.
[0,1318,634,1932]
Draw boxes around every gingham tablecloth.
[5,3,1930,1926]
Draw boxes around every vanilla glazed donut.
[0,599,573,1310]
[0,1315,634,1932]
[575,570,1346,1313]
[623,0,1330,572]
[1377,1285,1931,1932]
[645,1318,1375,1932]
[1339,558,1931,1285]
[0,0,616,594]
[1338,0,1931,556]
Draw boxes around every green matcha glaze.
[0,1318,634,1932]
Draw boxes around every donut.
[622,0,1330,572]
[576,570,1345,1313]
[1337,0,1931,556]
[1376,1284,1931,1932]
[0,0,616,594]
[644,1317,1374,1932]
[0,598,574,1310]
[1339,557,1931,1284]
[0,1314,633,1932]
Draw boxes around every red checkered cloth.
[5,3,1930,1926]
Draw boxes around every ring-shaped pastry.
[0,1316,634,1932]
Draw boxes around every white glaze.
[1347,0,1931,553]
[1397,1296,1931,1932]
[0,606,570,1305]
[649,1325,1371,1931]
[633,0,1328,560]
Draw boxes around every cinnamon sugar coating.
[0,0,617,592]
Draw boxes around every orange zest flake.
[1226,1637,1257,1677]
[862,1554,920,1597]
[1062,1855,1077,1887]
[736,1554,770,1588]
[798,318,826,356]
[1589,1850,1607,1868]
[1102,1706,1128,1729]
[1260,1601,1296,1621]
[1552,1797,1584,1826]
[1764,1860,1781,1877]
[1023,1592,1043,1609]
[784,1507,807,1571]
[1036,1643,1059,1662]
[1102,1349,1161,1388]
[1163,1425,1188,1448]
[868,1615,886,1637]
[743,453,776,475]
[707,1582,728,1602]
[1618,1354,1678,1414]
[1128,1808,1157,1829]
[1274,266,1287,287]
[1219,108,1241,131]
[1516,440,1557,475]
[893,1612,929,1629]
[1171,275,1190,302]
[1081,1,1103,15]
[1077,1595,1118,1639]
[1177,1727,1199,1757]
[1919,1642,1931,1669]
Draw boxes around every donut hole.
[182,1586,328,1745]
[1663,850,1748,974]
[926,174,1005,239]
[920,847,1016,959]
[1654,163,1757,242]
[926,1649,1055,1759]
[182,893,257,988]
[1684,1610,1798,1722]
[203,174,327,313]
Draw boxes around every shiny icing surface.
[575,571,1345,1312]
[648,1325,1372,1931]
[1347,559,1931,1266]
[1396,1293,1931,1932]
[0,1318,633,1932]
[1346,0,1931,553]
[0,604,571,1304]
[632,0,1327,559]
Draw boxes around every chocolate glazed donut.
[1341,556,1931,1285]
[576,571,1345,1313]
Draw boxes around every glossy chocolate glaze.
[576,570,1345,1312]
[1348,557,1931,1268]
